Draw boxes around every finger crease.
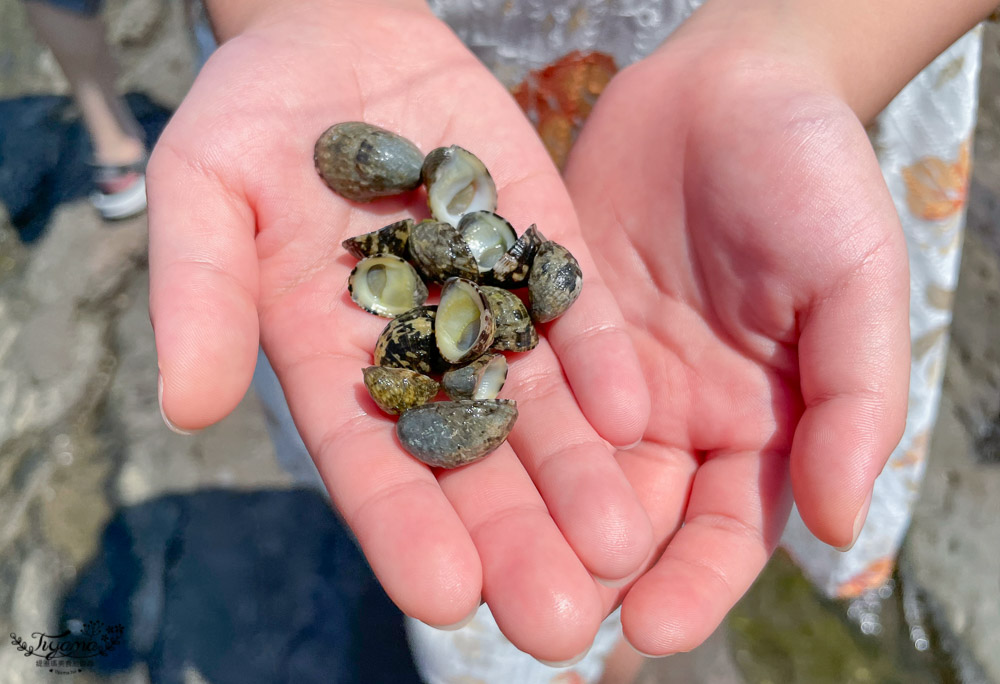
[466,501,550,540]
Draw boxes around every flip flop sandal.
[89,155,148,221]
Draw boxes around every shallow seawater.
[725,550,978,684]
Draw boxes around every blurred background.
[0,1,997,682]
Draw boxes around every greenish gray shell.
[362,366,439,415]
[407,220,480,282]
[435,278,496,364]
[342,218,413,260]
[458,211,517,273]
[373,306,446,374]
[480,286,538,352]
[315,122,423,202]
[528,241,583,323]
[396,399,518,468]
[347,254,428,318]
[422,146,498,226]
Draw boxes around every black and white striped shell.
[480,286,538,352]
[407,220,480,283]
[348,254,428,318]
[341,218,413,260]
[373,306,447,374]
[488,224,544,288]
[396,399,518,468]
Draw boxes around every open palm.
[565,40,911,655]
[147,3,653,661]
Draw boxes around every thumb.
[147,140,260,432]
[791,237,910,549]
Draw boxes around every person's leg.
[24,1,145,168]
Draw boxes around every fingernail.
[618,437,643,451]
[594,566,642,588]
[836,490,873,552]
[624,637,671,659]
[158,373,197,436]
[536,647,589,668]
[423,605,479,631]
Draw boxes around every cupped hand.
[565,25,909,655]
[147,0,652,661]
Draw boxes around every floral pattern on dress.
[836,557,895,598]
[902,139,971,221]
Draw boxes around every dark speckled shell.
[407,221,480,282]
[528,241,583,323]
[342,219,413,260]
[396,399,518,468]
[315,122,423,202]
[441,353,507,400]
[373,306,446,374]
[489,224,544,287]
[362,366,439,415]
[480,286,538,352]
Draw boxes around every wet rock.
[110,275,289,506]
[903,227,1000,681]
[22,203,147,306]
[0,301,104,442]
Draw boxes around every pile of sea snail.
[315,122,583,469]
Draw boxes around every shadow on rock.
[0,92,170,243]
[58,488,421,684]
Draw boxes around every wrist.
[669,0,996,122]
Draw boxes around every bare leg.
[24,1,146,166]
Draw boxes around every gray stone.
[10,546,64,632]
[112,0,199,109]
[110,273,290,507]
[0,303,103,443]
[904,229,1000,681]
[22,202,147,307]
[0,0,69,98]
[106,0,167,47]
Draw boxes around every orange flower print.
[550,672,586,684]
[836,557,895,599]
[902,139,971,221]
[911,325,947,360]
[512,51,618,170]
[891,430,929,469]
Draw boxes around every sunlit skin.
[148,3,652,663]
[146,0,930,664]
[566,31,910,655]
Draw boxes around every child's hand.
[565,12,911,655]
[147,1,651,662]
